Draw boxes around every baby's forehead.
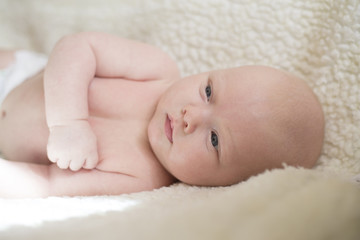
[211,66,289,83]
[208,66,321,181]
[210,67,284,159]
[210,71,265,106]
[211,66,299,104]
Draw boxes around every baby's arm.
[0,158,153,198]
[0,158,50,198]
[44,32,179,171]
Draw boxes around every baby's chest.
[89,117,160,178]
[85,78,169,178]
[88,77,165,119]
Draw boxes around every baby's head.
[148,66,324,186]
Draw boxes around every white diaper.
[0,50,47,106]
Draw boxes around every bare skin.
[0,50,15,69]
[0,32,325,198]
[0,33,180,197]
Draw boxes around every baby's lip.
[165,114,173,143]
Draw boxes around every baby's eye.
[205,85,212,101]
[211,131,219,151]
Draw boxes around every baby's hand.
[47,120,99,171]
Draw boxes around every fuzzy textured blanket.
[0,0,359,239]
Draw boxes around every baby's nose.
[182,104,210,133]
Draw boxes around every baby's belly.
[0,72,49,163]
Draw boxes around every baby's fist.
[47,120,99,171]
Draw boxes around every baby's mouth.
[165,114,173,143]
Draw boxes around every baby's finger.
[48,155,58,163]
[46,148,58,163]
[57,159,71,169]
[69,159,84,171]
[83,156,98,169]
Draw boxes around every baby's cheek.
[168,145,194,169]
[182,149,208,170]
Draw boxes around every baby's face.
[148,66,324,186]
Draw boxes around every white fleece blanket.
[0,0,359,239]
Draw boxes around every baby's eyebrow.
[212,75,233,166]
[210,76,225,163]
[208,74,217,103]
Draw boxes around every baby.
[0,32,324,198]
